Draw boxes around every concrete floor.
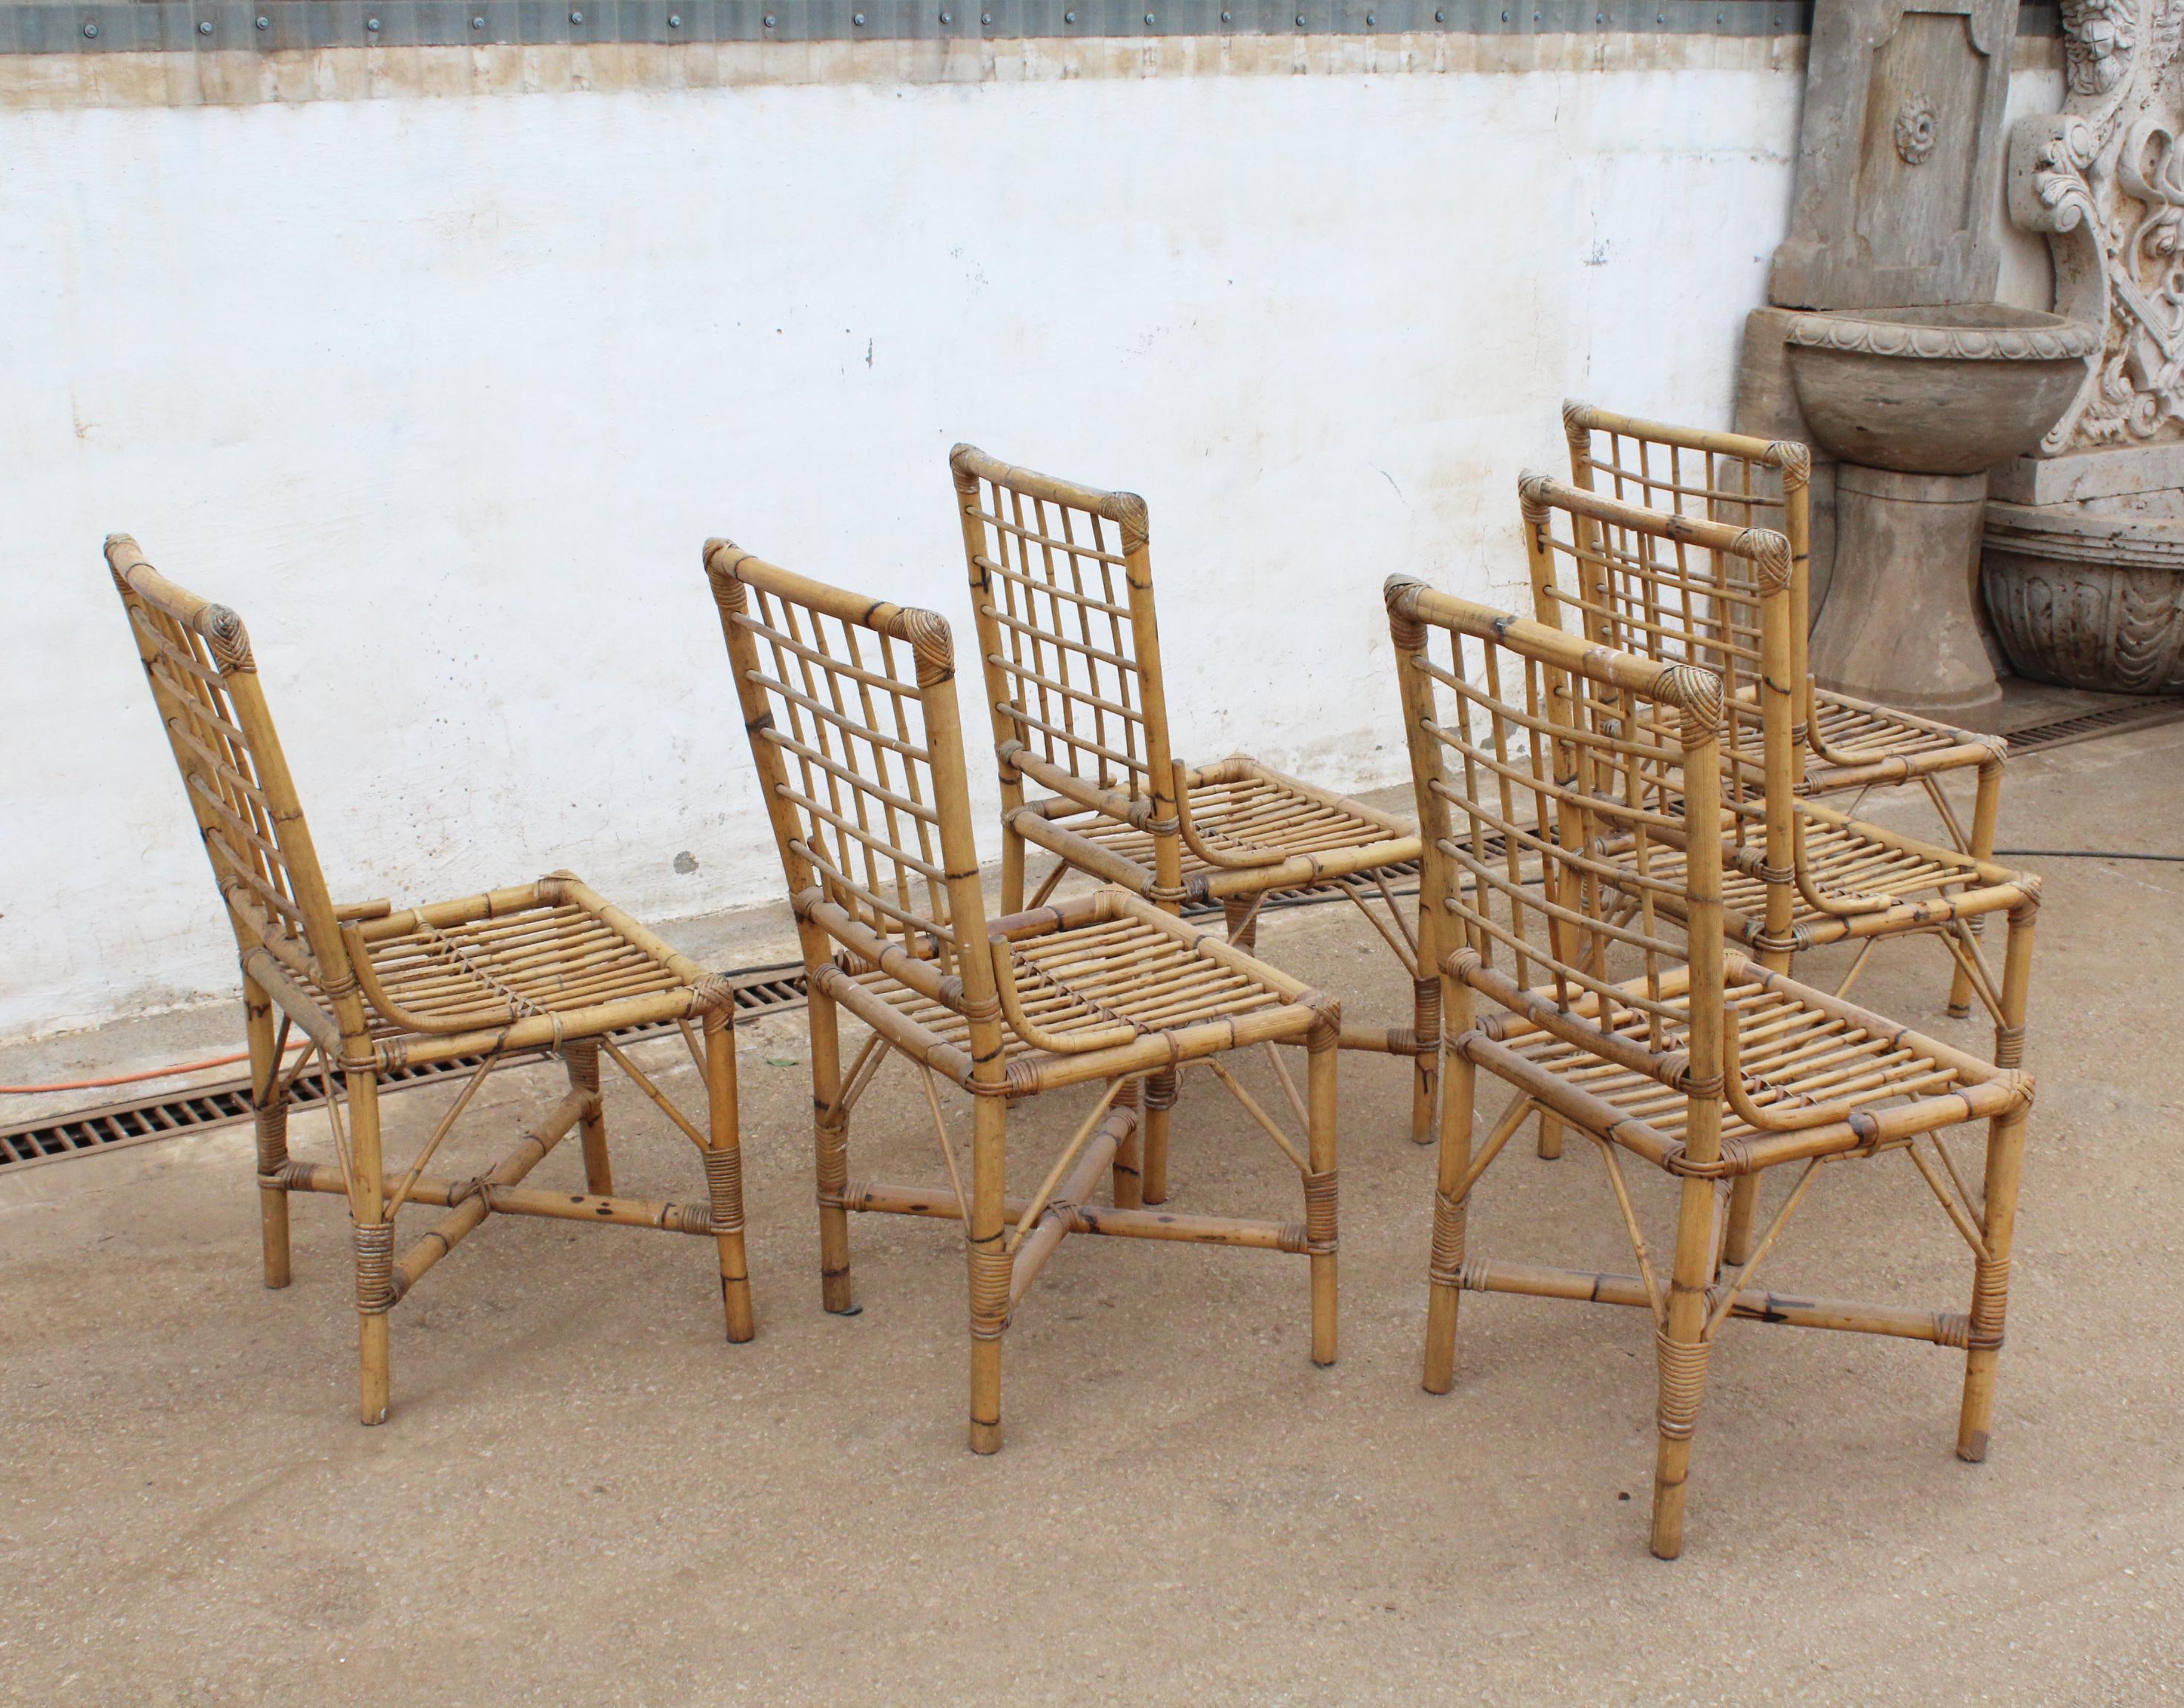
[3,725,2182,1705]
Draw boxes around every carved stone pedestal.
[1812,466,2004,715]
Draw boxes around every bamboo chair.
[1384,577,2036,1558]
[1517,473,2038,1264]
[949,445,1428,1185]
[108,536,753,1426]
[704,540,1340,1453]
[1561,402,2009,953]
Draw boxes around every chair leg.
[347,1068,392,1427]
[563,1041,612,1196]
[1720,1174,1761,1268]
[1306,1032,1339,1368]
[807,980,856,1316]
[1111,1079,1144,1211]
[1961,896,2035,1460]
[703,1009,755,1344]
[968,1094,1009,1454]
[1140,1068,1177,1206]
[1410,976,1440,1148]
[244,979,291,1290]
[1947,759,2005,1019]
[1536,1112,1564,1160]
[1649,1174,1720,1560]
[1000,815,1027,917]
[1957,1107,2028,1462]
[1423,1035,1475,1394]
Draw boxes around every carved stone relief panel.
[1771,0,2019,310]
[2010,0,2184,454]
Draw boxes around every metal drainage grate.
[2002,697,2184,757]
[0,863,1443,1175]
[0,961,810,1174]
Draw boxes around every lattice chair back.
[106,534,363,1020]
[1518,470,1799,897]
[1561,401,1819,757]
[1383,577,1733,1172]
[705,540,1005,1067]
[949,443,1185,897]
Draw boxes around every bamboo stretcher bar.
[1007,1110,1131,1308]
[1459,1258,1971,1345]
[279,1161,725,1234]
[389,1087,590,1300]
[838,1180,1307,1251]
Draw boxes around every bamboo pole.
[348,1067,391,1428]
[1006,1109,1131,1309]
[563,1040,612,1196]
[705,1006,755,1344]
[1307,1029,1339,1368]
[808,934,856,1317]
[1958,896,2037,1461]
[245,975,291,1290]
[389,1087,589,1300]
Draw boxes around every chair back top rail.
[105,534,361,1013]
[949,444,1183,873]
[1384,575,1733,1168]
[1561,399,1820,738]
[1520,471,1798,887]
[705,537,1005,1036]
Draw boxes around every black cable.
[1993,849,2184,863]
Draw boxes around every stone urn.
[1783,305,2098,713]
[1982,503,2184,693]
[1784,306,2098,472]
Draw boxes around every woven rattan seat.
[949,446,1433,1171]
[834,898,1311,1085]
[1044,760,1406,884]
[1600,804,2019,954]
[706,542,1340,1453]
[1385,576,2036,1559]
[1478,961,2017,1156]
[109,537,754,1426]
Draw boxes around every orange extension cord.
[0,1042,306,1096]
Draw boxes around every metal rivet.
[1220,7,1231,17]
[1064,7,1075,18]
[851,9,863,20]
[1499,7,1507,15]
[81,19,98,35]
[1295,11,1304,22]
[1437,7,1446,17]
[256,13,271,27]
[197,18,213,32]
[981,10,991,21]
[1657,10,1665,19]
[939,8,950,19]
[1144,9,1154,20]
[1596,11,1606,21]
[569,7,583,20]
[1365,10,1374,21]
[472,13,486,25]
[764,11,775,22]
[365,15,380,29]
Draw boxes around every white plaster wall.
[1,61,1813,1038]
